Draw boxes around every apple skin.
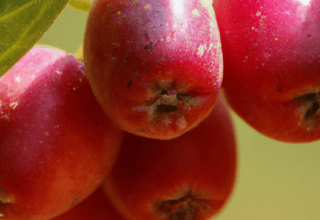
[51,187,126,220]
[103,93,237,220]
[212,0,320,143]
[0,46,124,219]
[84,0,223,140]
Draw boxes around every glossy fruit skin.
[212,0,320,142]
[84,0,223,140]
[0,46,124,219]
[103,93,237,220]
[51,187,126,220]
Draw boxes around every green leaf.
[0,0,69,77]
[68,0,92,13]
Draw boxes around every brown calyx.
[133,85,203,131]
[147,87,201,117]
[294,92,320,130]
[150,89,195,115]
[154,191,213,220]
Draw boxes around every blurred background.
[38,5,320,220]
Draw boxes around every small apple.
[0,45,124,219]
[103,93,237,220]
[84,0,223,140]
[212,0,320,142]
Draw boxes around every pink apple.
[103,93,237,220]
[212,0,320,143]
[0,45,124,219]
[84,0,223,140]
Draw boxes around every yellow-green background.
[38,6,320,220]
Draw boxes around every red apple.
[212,0,320,142]
[0,45,124,219]
[51,187,126,220]
[84,0,223,140]
[103,93,237,220]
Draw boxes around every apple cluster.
[0,44,236,220]
[0,0,319,219]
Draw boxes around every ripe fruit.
[212,0,320,142]
[103,93,237,220]
[51,187,126,220]
[84,0,223,140]
[0,45,124,219]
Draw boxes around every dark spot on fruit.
[157,104,178,113]
[277,87,282,93]
[96,122,99,126]
[124,55,130,60]
[128,80,132,88]
[145,44,153,51]
[308,34,311,37]
[146,68,150,72]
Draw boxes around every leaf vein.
[0,0,37,22]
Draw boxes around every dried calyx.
[155,191,214,220]
[294,92,320,129]
[149,87,198,116]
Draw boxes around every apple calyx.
[148,87,197,114]
[294,92,320,130]
[134,83,204,132]
[155,191,214,220]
